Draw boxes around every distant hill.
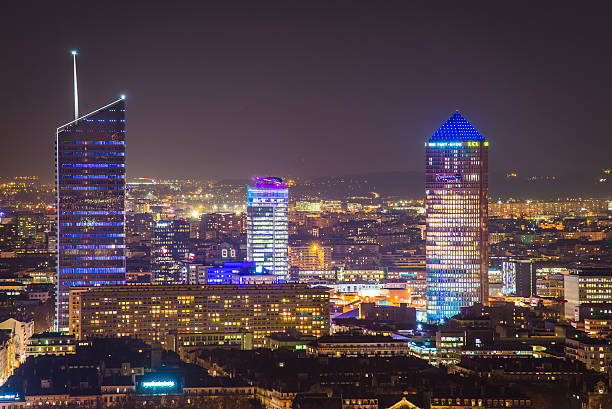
[213,171,610,201]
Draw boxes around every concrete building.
[70,284,329,348]
[564,268,612,320]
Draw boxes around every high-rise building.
[425,111,489,322]
[246,177,289,280]
[151,220,190,284]
[56,98,127,332]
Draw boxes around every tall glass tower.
[246,177,289,281]
[151,219,190,284]
[56,98,126,332]
[425,111,488,322]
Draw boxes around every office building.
[246,177,289,280]
[289,243,332,271]
[425,111,489,322]
[56,98,126,332]
[199,212,245,240]
[69,284,329,348]
[564,268,612,320]
[501,260,536,298]
[151,220,190,284]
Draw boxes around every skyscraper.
[425,111,488,322]
[56,98,127,332]
[246,177,289,281]
[151,219,190,284]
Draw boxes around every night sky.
[1,1,611,182]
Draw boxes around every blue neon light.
[142,381,175,388]
[61,164,125,168]
[59,245,126,249]
[59,268,125,274]
[429,111,485,142]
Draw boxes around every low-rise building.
[307,335,410,357]
[565,337,612,373]
[25,333,76,357]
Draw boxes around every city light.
[142,381,175,388]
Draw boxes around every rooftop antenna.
[71,50,79,120]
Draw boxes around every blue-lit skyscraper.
[56,98,126,332]
[425,111,489,322]
[246,177,289,281]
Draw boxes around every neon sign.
[435,174,462,182]
[142,381,175,388]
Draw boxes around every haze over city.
[1,1,611,184]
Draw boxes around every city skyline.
[1,2,611,182]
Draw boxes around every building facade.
[70,284,329,348]
[564,268,612,320]
[56,98,127,332]
[151,220,190,284]
[246,177,289,280]
[426,111,489,322]
[289,243,333,271]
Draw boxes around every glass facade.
[246,177,289,280]
[425,111,488,322]
[56,99,127,332]
[151,220,190,284]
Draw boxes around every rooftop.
[429,111,485,142]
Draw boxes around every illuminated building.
[336,268,386,282]
[307,335,411,357]
[56,98,127,332]
[247,177,289,280]
[425,111,489,322]
[565,337,612,373]
[70,284,329,347]
[167,330,254,357]
[199,212,245,240]
[295,201,322,212]
[15,212,47,254]
[535,265,570,298]
[564,268,612,320]
[179,261,207,285]
[25,333,76,357]
[501,260,536,297]
[151,220,190,284]
[289,243,332,271]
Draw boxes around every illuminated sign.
[142,381,175,388]
[0,394,21,401]
[435,174,462,182]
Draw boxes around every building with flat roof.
[564,268,612,320]
[247,177,289,281]
[70,284,329,348]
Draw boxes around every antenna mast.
[71,50,79,120]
